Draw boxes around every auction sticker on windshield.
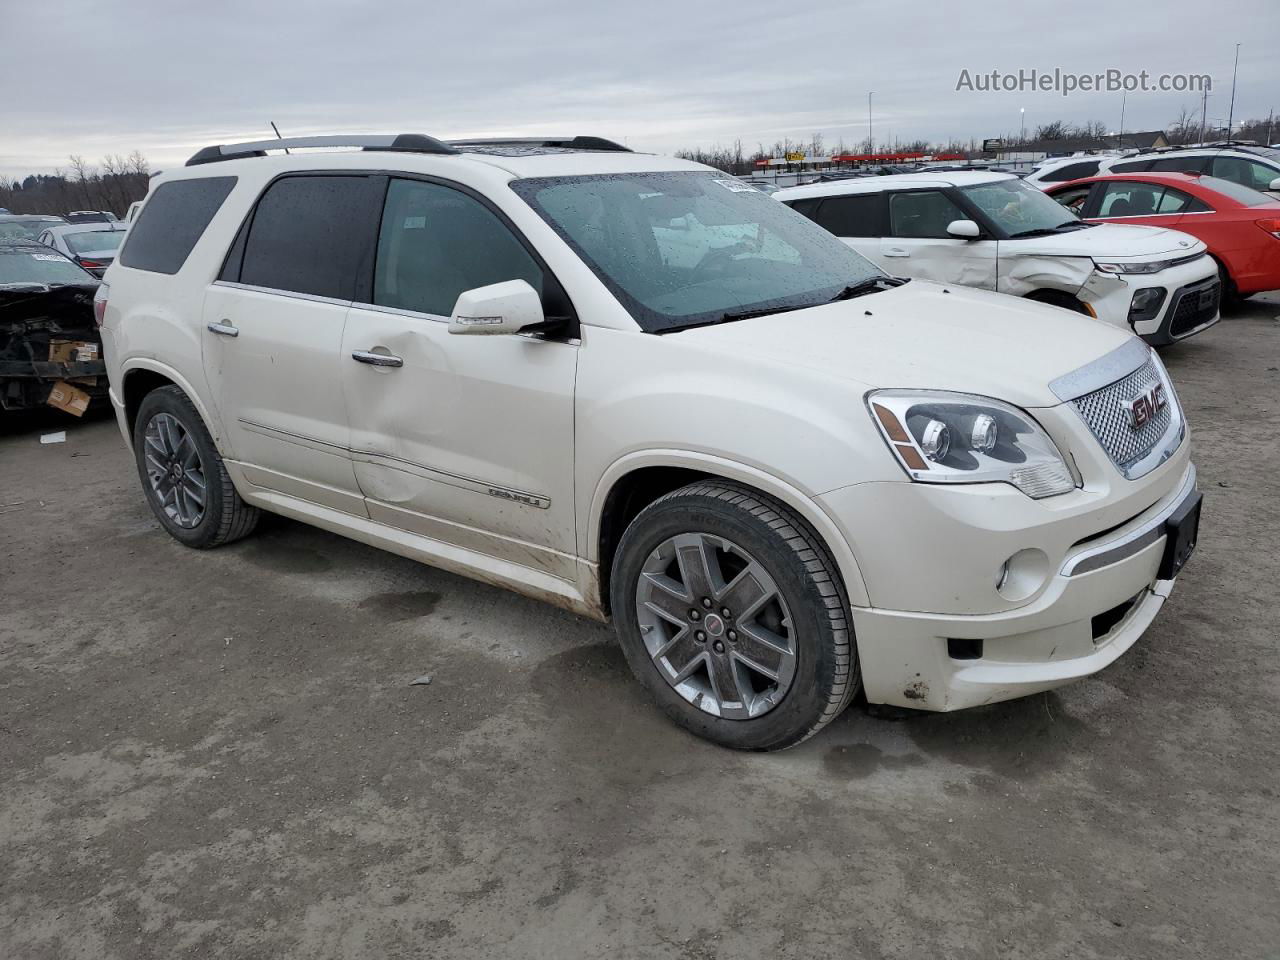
[713,179,758,193]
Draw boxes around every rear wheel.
[1216,260,1244,308]
[610,481,858,751]
[133,386,259,548]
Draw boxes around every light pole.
[1227,43,1241,142]
[1020,108,1025,143]
[868,92,873,154]
[1119,91,1127,151]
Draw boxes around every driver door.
[340,177,580,580]
[880,189,998,289]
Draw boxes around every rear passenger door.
[882,189,998,289]
[202,173,384,516]
[340,177,580,580]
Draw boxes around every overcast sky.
[4,0,1276,180]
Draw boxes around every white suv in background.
[777,171,1221,345]
[1024,154,1120,190]
[99,134,1200,750]
[1100,144,1280,199]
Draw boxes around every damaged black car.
[0,239,108,414]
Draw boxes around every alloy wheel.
[143,412,207,529]
[635,532,796,719]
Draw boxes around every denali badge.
[1124,382,1167,430]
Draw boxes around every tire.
[1026,290,1091,315]
[1216,260,1244,308]
[133,385,259,548]
[610,481,859,751]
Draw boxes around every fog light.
[996,548,1050,602]
[1128,287,1166,326]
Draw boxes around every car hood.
[673,280,1135,408]
[1007,222,1205,259]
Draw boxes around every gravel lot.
[2,295,1278,960]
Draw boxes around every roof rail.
[449,136,631,153]
[185,134,458,166]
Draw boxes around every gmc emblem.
[1124,382,1167,430]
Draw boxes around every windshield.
[960,178,1083,236]
[511,171,884,332]
[0,248,95,285]
[64,229,125,255]
[0,219,60,240]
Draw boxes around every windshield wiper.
[826,276,907,302]
[1008,222,1092,238]
[717,303,812,324]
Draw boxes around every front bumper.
[1082,257,1220,345]
[834,462,1198,711]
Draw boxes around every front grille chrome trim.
[1062,464,1196,576]
[1065,349,1186,480]
[1049,337,1150,403]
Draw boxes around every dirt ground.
[2,296,1278,960]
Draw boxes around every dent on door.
[340,311,579,580]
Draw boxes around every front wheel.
[610,481,859,750]
[133,385,260,548]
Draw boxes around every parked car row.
[98,133,1202,750]
[1026,142,1280,199]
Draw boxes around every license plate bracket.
[1158,491,1202,580]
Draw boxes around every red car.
[1045,172,1280,301]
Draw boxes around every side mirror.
[946,219,981,240]
[1269,177,1280,192]
[448,279,545,336]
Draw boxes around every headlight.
[1094,256,1191,275]
[867,390,1076,499]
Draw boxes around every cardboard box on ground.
[46,381,90,417]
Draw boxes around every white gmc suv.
[98,134,1201,750]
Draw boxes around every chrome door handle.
[352,350,403,368]
[883,248,910,258]
[207,321,239,337]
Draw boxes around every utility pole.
[1119,92,1127,151]
[868,92,873,154]
[1227,43,1241,141]
[1200,89,1209,144]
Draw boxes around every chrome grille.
[1072,359,1175,474]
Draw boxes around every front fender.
[588,449,872,608]
[999,254,1094,298]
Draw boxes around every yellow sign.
[785,152,804,163]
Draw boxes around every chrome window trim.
[1062,464,1197,576]
[1049,337,1150,403]
[212,279,353,308]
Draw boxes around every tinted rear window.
[1041,160,1101,182]
[120,176,236,274]
[1109,159,1154,173]
[813,193,884,236]
[236,175,382,300]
